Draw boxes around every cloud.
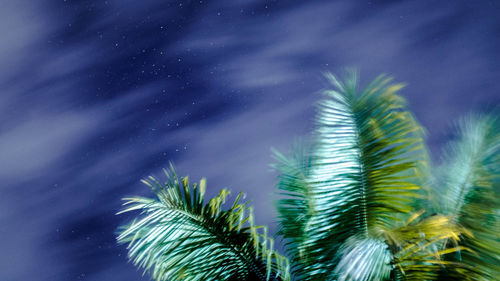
[0,110,102,183]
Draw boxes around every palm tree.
[117,71,499,281]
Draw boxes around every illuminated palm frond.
[117,165,290,281]
[435,114,500,280]
[296,72,428,279]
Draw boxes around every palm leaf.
[272,142,314,279]
[383,211,470,281]
[333,235,393,281]
[305,72,428,279]
[275,71,430,280]
[117,165,290,281]
[435,114,500,280]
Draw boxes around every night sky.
[1,0,499,280]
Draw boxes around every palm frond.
[285,71,428,279]
[382,211,470,281]
[436,114,500,280]
[117,165,290,281]
[272,142,314,279]
[334,235,393,281]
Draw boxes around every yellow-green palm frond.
[381,211,471,281]
[117,165,290,281]
[436,114,500,280]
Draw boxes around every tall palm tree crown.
[117,72,500,281]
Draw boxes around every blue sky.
[1,0,499,280]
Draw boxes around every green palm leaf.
[436,114,500,280]
[117,165,290,281]
[306,72,428,279]
[272,142,314,279]
[275,71,434,280]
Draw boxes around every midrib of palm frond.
[352,105,381,238]
[450,135,485,221]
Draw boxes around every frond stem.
[352,103,370,237]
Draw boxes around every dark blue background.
[1,0,499,280]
